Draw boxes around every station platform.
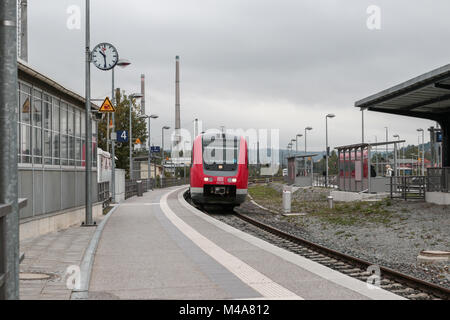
[89,186,404,300]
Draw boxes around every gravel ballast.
[236,183,450,289]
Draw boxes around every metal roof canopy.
[355,64,450,121]
[335,140,405,151]
[355,63,450,167]
[287,154,318,160]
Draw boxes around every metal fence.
[249,176,285,184]
[313,174,338,188]
[390,176,426,200]
[427,168,450,193]
[98,182,110,208]
[124,177,188,200]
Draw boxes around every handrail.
[0,203,12,219]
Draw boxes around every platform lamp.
[296,134,303,154]
[326,114,336,188]
[139,114,159,189]
[111,58,131,203]
[291,139,296,154]
[305,127,313,175]
[417,128,425,176]
[393,134,400,176]
[129,93,143,180]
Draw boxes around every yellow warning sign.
[99,97,116,113]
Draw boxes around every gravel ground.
[237,183,450,289]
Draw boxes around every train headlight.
[204,177,213,182]
[228,178,237,183]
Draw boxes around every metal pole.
[129,97,133,180]
[368,146,372,193]
[154,145,157,188]
[361,108,365,143]
[385,127,388,168]
[106,112,109,153]
[111,68,116,202]
[162,127,165,183]
[422,130,425,176]
[394,143,398,177]
[148,117,152,190]
[326,116,329,188]
[84,0,93,226]
[0,0,19,299]
[304,130,307,176]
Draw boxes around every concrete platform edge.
[176,187,406,300]
[70,204,121,300]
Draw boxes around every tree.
[97,90,148,178]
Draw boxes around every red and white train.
[190,133,249,207]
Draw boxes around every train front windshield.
[202,135,239,171]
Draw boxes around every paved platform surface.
[19,221,102,300]
[89,187,404,300]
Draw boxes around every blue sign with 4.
[117,130,128,143]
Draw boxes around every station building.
[17,61,103,240]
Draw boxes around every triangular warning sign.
[99,97,116,113]
[135,138,142,145]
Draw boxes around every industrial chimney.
[141,74,146,115]
[175,56,181,144]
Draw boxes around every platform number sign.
[117,130,128,143]
[151,146,161,153]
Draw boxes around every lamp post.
[326,114,335,188]
[384,127,389,167]
[393,134,400,176]
[417,128,425,176]
[161,126,171,184]
[129,93,143,180]
[296,134,303,155]
[84,0,93,226]
[110,58,131,203]
[140,114,159,189]
[305,127,313,175]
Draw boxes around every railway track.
[193,200,450,300]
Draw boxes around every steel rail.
[233,211,450,300]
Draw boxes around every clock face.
[92,43,119,71]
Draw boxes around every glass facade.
[18,80,97,168]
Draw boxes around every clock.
[91,43,119,71]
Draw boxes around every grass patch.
[249,184,396,227]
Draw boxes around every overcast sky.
[26,0,450,151]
